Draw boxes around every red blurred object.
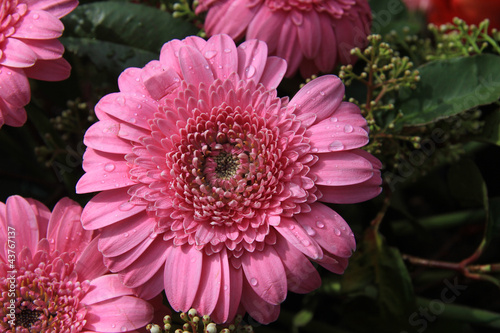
[427,0,500,29]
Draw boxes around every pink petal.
[237,39,268,84]
[314,253,350,274]
[104,234,156,272]
[295,202,356,258]
[291,75,344,124]
[95,93,157,130]
[84,295,153,332]
[0,38,37,68]
[202,34,238,80]
[315,14,337,72]
[204,0,259,40]
[24,0,78,18]
[0,99,27,127]
[12,10,64,39]
[23,57,71,81]
[6,196,38,253]
[306,117,369,152]
[310,151,374,186]
[81,274,135,305]
[0,202,7,262]
[211,249,243,324]
[247,7,286,54]
[273,216,323,260]
[82,119,134,155]
[98,212,155,257]
[47,197,92,254]
[118,67,148,94]
[274,234,321,294]
[192,251,222,316]
[164,245,203,312]
[120,237,170,288]
[0,66,30,108]
[141,63,181,100]
[80,188,146,230]
[25,198,50,240]
[75,237,108,281]
[297,10,321,59]
[240,278,280,324]
[275,15,302,77]
[179,45,215,87]
[318,169,382,204]
[20,38,64,60]
[136,268,164,300]
[241,246,287,305]
[334,102,369,132]
[259,56,287,90]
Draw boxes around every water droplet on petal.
[204,50,217,59]
[305,226,316,236]
[112,324,116,328]
[119,202,134,211]
[328,141,344,151]
[319,91,325,96]
[116,96,126,106]
[344,124,354,133]
[330,117,338,122]
[245,65,256,78]
[334,227,341,236]
[104,163,115,172]
[121,327,127,332]
[340,225,347,231]
[204,65,210,70]
[33,13,39,19]
[250,278,258,286]
[123,232,129,238]
[288,224,295,230]
[129,118,137,124]
[301,239,311,246]
[136,104,142,109]
[224,48,232,53]
[224,284,228,290]
[316,221,325,228]
[311,148,318,153]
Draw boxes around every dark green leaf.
[485,197,500,245]
[473,108,500,145]
[446,158,488,210]
[62,1,199,53]
[397,54,500,126]
[62,37,158,75]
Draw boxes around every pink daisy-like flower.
[195,0,372,78]
[76,34,382,324]
[0,196,154,332]
[0,0,77,128]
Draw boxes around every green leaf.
[446,158,488,210]
[473,108,500,145]
[397,54,500,126]
[292,309,314,328]
[61,1,199,73]
[62,37,158,75]
[369,0,419,36]
[485,197,500,245]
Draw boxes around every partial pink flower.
[402,0,431,11]
[76,34,382,324]
[0,196,153,332]
[0,0,77,128]
[195,0,372,78]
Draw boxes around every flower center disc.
[18,309,43,328]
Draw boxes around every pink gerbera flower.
[0,196,154,332]
[0,0,77,128]
[76,34,382,324]
[195,0,372,78]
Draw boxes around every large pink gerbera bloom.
[0,0,77,128]
[195,0,372,78]
[0,196,153,332]
[76,34,382,324]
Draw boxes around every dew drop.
[250,278,258,286]
[328,141,344,151]
[119,202,134,211]
[319,91,325,96]
[288,224,295,230]
[204,50,217,59]
[121,327,127,332]
[100,180,105,184]
[301,239,311,246]
[132,229,137,233]
[344,124,354,133]
[223,284,229,291]
[123,232,129,238]
[136,104,142,109]
[115,96,126,106]
[128,118,137,124]
[174,51,179,57]
[316,221,325,228]
[104,163,115,172]
[334,227,341,236]
[204,65,210,70]
[340,225,347,231]
[223,48,232,53]
[330,117,338,122]
[33,13,39,19]
[112,324,116,328]
[218,65,223,69]
[49,239,55,244]
[305,226,316,236]
[311,147,318,153]
[135,77,140,81]
[245,65,256,78]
